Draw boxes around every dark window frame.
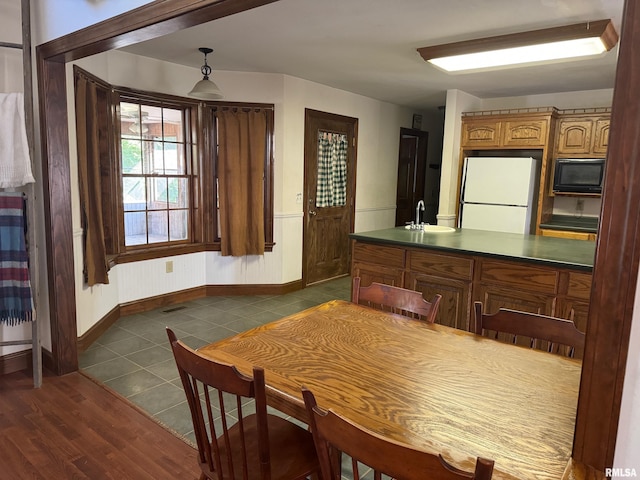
[73,66,275,266]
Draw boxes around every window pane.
[168,177,189,207]
[148,211,168,243]
[123,177,146,211]
[164,142,185,174]
[169,209,188,241]
[148,177,168,210]
[151,139,165,174]
[144,105,162,138]
[121,139,142,174]
[124,211,147,246]
[121,102,142,139]
[142,140,161,174]
[163,108,183,143]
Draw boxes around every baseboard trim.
[4,280,307,369]
[0,348,53,377]
[76,280,304,353]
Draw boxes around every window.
[119,101,191,247]
[73,66,274,283]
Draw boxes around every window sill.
[109,242,275,265]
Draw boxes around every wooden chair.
[352,277,442,323]
[166,328,319,480]
[472,301,586,357]
[302,388,494,480]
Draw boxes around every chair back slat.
[473,302,585,357]
[352,277,442,323]
[167,328,319,480]
[302,388,494,480]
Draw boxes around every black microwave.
[553,158,605,194]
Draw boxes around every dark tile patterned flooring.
[80,276,352,447]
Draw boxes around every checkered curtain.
[316,131,348,207]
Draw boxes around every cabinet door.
[461,120,501,148]
[406,272,471,330]
[351,262,404,289]
[557,119,593,154]
[592,119,610,155]
[474,285,557,349]
[502,119,548,147]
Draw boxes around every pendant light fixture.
[418,19,618,73]
[188,47,223,99]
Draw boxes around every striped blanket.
[0,192,33,325]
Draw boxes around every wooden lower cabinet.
[406,272,471,330]
[351,240,591,335]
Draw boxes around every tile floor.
[79,275,352,446]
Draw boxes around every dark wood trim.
[37,0,281,62]
[77,306,121,353]
[120,286,207,317]
[37,56,78,375]
[0,349,54,376]
[206,280,303,296]
[572,1,639,470]
[76,281,302,351]
[36,0,280,375]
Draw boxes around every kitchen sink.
[405,224,456,233]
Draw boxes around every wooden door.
[395,128,428,226]
[303,109,357,286]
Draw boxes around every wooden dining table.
[197,300,582,480]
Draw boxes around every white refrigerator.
[459,156,538,234]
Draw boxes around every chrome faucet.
[415,200,425,226]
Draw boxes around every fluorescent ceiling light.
[418,19,618,73]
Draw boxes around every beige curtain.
[75,75,110,285]
[217,108,266,256]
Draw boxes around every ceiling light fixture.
[188,47,223,99]
[417,19,618,73]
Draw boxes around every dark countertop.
[538,215,599,233]
[350,227,596,272]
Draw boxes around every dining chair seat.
[352,276,442,323]
[166,328,319,480]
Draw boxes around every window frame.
[73,67,275,267]
[116,95,195,250]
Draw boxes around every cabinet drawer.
[540,229,596,241]
[567,272,592,300]
[409,250,473,280]
[478,260,558,294]
[352,242,405,269]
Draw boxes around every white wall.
[70,51,411,335]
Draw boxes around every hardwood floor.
[0,369,200,479]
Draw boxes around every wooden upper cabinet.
[555,112,611,156]
[593,119,610,155]
[461,119,502,147]
[502,119,548,147]
[460,110,555,149]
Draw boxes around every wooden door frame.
[302,108,357,286]
[34,0,637,471]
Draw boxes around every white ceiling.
[120,0,625,110]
